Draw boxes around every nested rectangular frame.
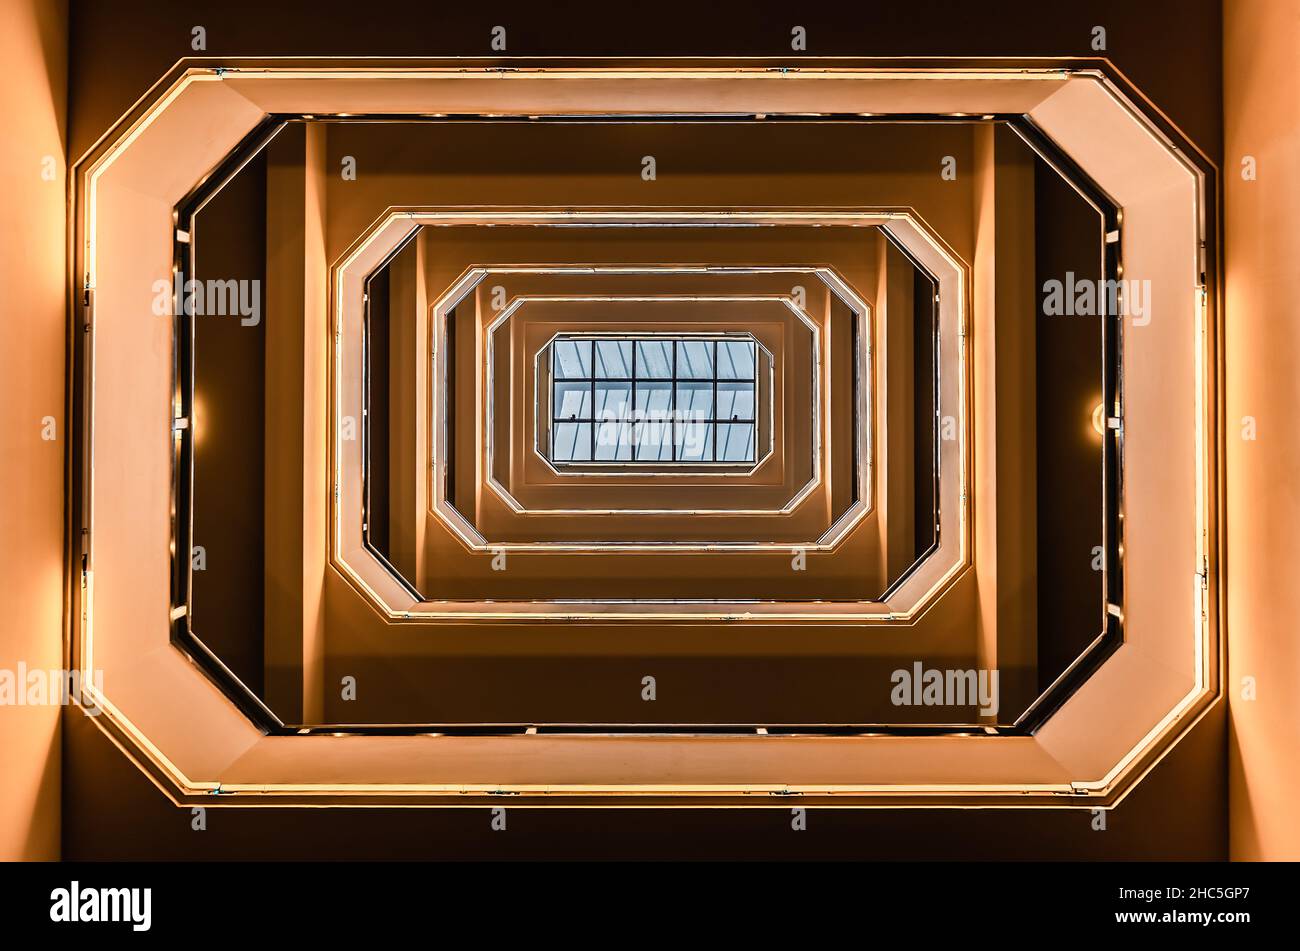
[342,212,966,612]
[66,62,1216,807]
[420,267,859,543]
[490,284,821,513]
[481,295,822,533]
[169,117,1109,738]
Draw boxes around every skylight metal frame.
[544,332,763,467]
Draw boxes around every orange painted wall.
[1225,0,1300,861]
[0,0,67,861]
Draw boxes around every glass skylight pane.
[554,381,592,420]
[594,420,633,460]
[715,423,755,462]
[675,381,714,421]
[552,422,593,461]
[634,420,673,460]
[634,380,672,418]
[675,420,713,461]
[675,340,714,379]
[594,340,632,378]
[716,381,755,421]
[553,339,592,379]
[635,339,673,379]
[547,334,762,467]
[716,340,756,380]
[594,381,632,422]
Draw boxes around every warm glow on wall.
[190,393,206,448]
[1091,401,1105,437]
